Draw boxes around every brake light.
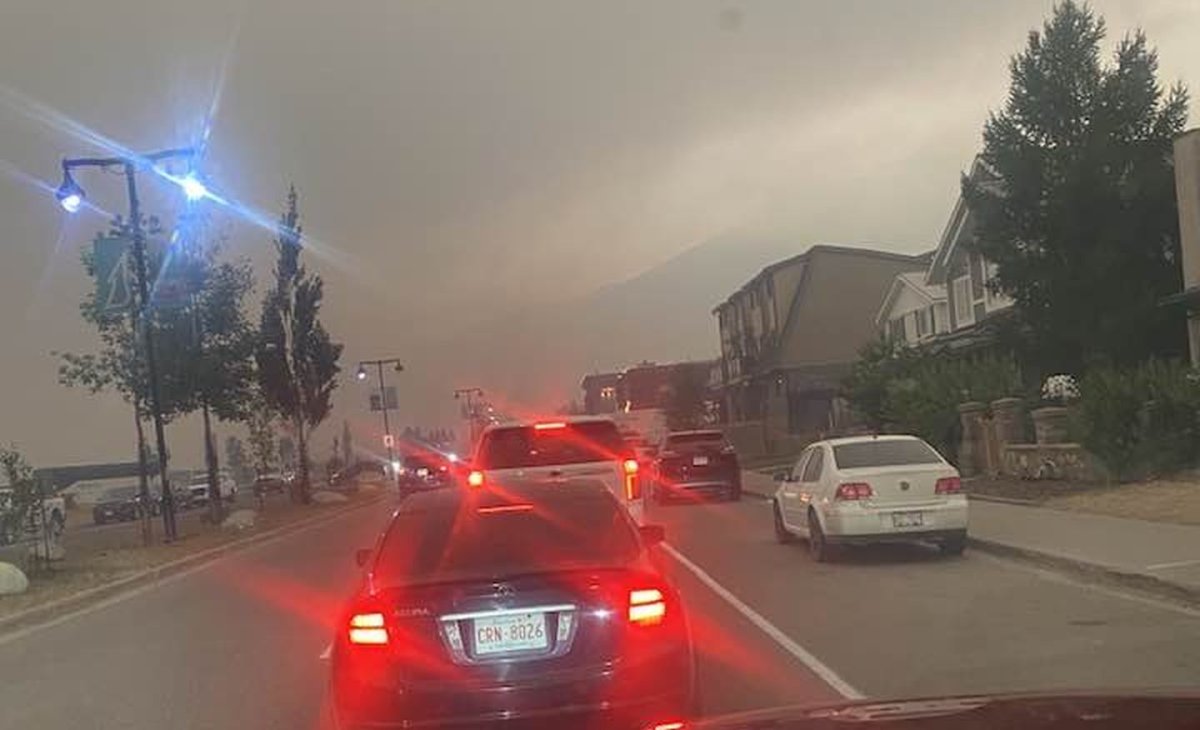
[647,723,687,730]
[623,458,639,475]
[533,421,567,430]
[477,503,533,514]
[720,444,736,455]
[628,587,666,626]
[835,482,873,500]
[348,612,389,645]
[466,470,484,488]
[625,468,641,500]
[935,476,962,494]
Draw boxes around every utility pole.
[453,388,486,448]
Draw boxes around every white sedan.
[771,435,967,561]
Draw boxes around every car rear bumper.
[332,648,693,730]
[822,499,967,540]
[655,479,738,495]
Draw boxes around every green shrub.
[1073,360,1200,480]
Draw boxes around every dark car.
[330,480,696,730]
[397,452,451,494]
[253,471,287,497]
[92,486,146,525]
[652,430,742,503]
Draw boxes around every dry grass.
[0,489,378,619]
[968,472,1200,525]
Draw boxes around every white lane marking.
[1145,559,1200,571]
[319,642,332,660]
[0,503,379,648]
[661,543,864,699]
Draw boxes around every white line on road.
[1145,559,1200,571]
[661,543,864,700]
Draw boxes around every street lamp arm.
[64,147,198,172]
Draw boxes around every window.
[789,448,812,481]
[832,439,943,469]
[663,431,725,447]
[983,260,1012,310]
[477,421,626,469]
[952,275,974,326]
[801,447,824,482]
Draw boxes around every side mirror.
[355,548,371,568]
[638,524,666,546]
[774,470,791,483]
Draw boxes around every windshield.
[4,2,1200,728]
[476,422,626,469]
[832,440,944,469]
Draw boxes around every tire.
[772,500,794,544]
[808,510,832,563]
[939,533,967,556]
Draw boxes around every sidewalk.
[742,469,1200,601]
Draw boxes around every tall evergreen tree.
[964,0,1189,375]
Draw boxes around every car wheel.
[808,510,832,563]
[939,533,967,556]
[772,500,794,544]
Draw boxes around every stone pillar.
[957,401,987,477]
[1032,406,1070,445]
[990,397,1025,447]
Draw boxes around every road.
[3,480,1200,729]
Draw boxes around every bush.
[1073,360,1200,480]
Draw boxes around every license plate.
[473,612,548,655]
[892,511,924,528]
[692,456,709,466]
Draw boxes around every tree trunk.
[133,399,152,547]
[295,418,311,504]
[203,401,223,524]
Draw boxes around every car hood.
[698,691,1200,730]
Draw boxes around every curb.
[0,494,385,636]
[966,493,1044,507]
[966,536,1200,608]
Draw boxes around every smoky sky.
[1,0,1197,467]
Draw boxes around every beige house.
[713,244,929,455]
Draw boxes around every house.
[875,272,948,346]
[919,157,1013,347]
[580,372,620,415]
[713,244,930,455]
[1168,128,1200,366]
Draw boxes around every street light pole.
[453,387,485,447]
[357,358,404,483]
[56,147,207,542]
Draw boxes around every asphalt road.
[2,484,1200,729]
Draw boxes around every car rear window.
[831,440,943,469]
[664,432,725,447]
[476,422,626,469]
[374,493,640,585]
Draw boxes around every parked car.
[0,487,66,544]
[92,485,147,525]
[650,429,741,503]
[186,472,237,507]
[253,471,287,497]
[772,434,967,561]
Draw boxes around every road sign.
[93,235,135,314]
[369,387,398,412]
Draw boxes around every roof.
[482,415,619,431]
[926,156,1003,286]
[712,243,932,314]
[874,271,947,326]
[580,371,620,388]
[665,429,724,437]
[819,434,926,446]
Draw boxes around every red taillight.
[623,458,639,475]
[348,612,388,645]
[835,482,873,500]
[647,723,687,730]
[477,503,533,514]
[533,421,567,431]
[628,587,666,626]
[466,470,484,488]
[935,476,962,494]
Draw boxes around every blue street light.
[55,172,84,212]
[179,173,208,202]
